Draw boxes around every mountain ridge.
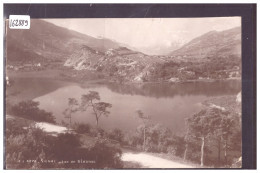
[6,20,241,83]
[6,19,129,63]
[169,26,241,58]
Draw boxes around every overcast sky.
[44,17,241,48]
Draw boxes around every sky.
[44,17,241,49]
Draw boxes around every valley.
[5,19,242,169]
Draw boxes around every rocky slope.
[64,26,241,82]
[6,19,241,82]
[64,46,165,82]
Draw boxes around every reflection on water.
[6,77,72,104]
[34,80,241,134]
[101,80,241,98]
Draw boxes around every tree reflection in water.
[103,80,241,98]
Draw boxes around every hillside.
[5,20,241,83]
[5,19,166,82]
[5,19,122,63]
[169,27,241,59]
[64,45,165,82]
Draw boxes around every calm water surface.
[33,80,241,134]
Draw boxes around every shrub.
[9,101,55,123]
[167,146,177,155]
[5,124,55,169]
[51,133,82,162]
[108,128,124,143]
[73,123,91,134]
[88,139,123,168]
[89,128,106,137]
[6,123,124,169]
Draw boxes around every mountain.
[5,19,123,63]
[169,27,241,58]
[5,19,241,82]
[5,19,165,82]
[135,40,185,56]
[64,45,165,81]
[64,45,104,70]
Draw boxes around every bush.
[108,128,124,143]
[73,123,91,134]
[5,118,27,137]
[50,134,123,169]
[167,146,177,155]
[6,122,124,169]
[124,124,174,153]
[5,123,55,169]
[89,128,106,137]
[8,101,55,123]
[123,133,142,147]
[88,139,123,168]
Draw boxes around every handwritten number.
[10,19,29,28]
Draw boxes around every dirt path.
[122,152,194,168]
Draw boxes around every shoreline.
[5,69,241,104]
[121,77,241,85]
[6,69,241,85]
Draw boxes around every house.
[6,76,10,86]
[169,77,179,83]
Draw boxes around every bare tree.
[219,113,233,165]
[183,123,193,161]
[136,110,151,151]
[63,98,79,132]
[186,108,216,166]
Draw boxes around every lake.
[31,79,241,134]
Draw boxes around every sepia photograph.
[4,13,244,169]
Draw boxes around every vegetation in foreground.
[7,100,56,123]
[5,117,123,169]
[5,90,241,168]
